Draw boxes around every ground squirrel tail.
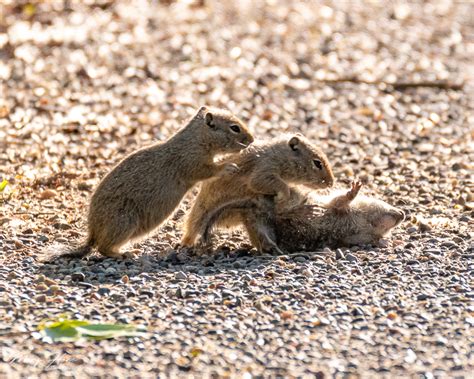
[39,238,94,263]
[201,199,257,244]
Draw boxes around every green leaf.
[38,318,146,342]
[0,179,8,192]
[41,320,89,342]
[76,324,145,340]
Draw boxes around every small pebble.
[345,253,358,263]
[38,189,58,200]
[335,249,345,260]
[71,272,85,282]
[175,271,187,280]
[35,294,47,303]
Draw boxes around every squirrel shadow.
[36,221,404,287]
[36,245,307,286]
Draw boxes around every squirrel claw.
[348,180,362,199]
[220,163,239,177]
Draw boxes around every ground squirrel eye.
[313,159,323,170]
[230,124,241,133]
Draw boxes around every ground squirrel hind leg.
[95,227,137,258]
[96,242,125,258]
[243,212,284,255]
[181,213,203,247]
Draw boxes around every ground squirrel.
[45,106,253,260]
[201,182,405,252]
[181,134,335,248]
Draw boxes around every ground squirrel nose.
[395,209,405,224]
[324,177,334,188]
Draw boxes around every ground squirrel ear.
[205,112,215,128]
[198,106,209,114]
[288,136,300,151]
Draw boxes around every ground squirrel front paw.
[347,180,363,200]
[219,163,240,177]
[275,188,291,206]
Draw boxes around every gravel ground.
[1,1,473,377]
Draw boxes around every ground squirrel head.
[193,106,254,153]
[325,189,405,245]
[351,197,405,236]
[280,134,334,189]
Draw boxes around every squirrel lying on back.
[200,182,405,253]
[43,106,253,261]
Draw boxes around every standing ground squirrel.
[202,182,405,252]
[181,134,334,248]
[45,106,253,260]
